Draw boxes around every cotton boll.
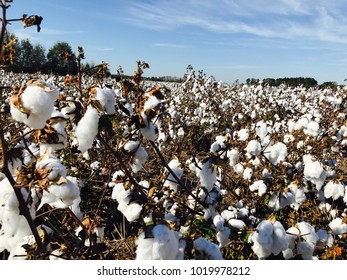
[38,179,80,210]
[243,167,253,181]
[329,218,347,235]
[216,227,230,248]
[264,142,288,165]
[227,149,239,167]
[140,112,158,141]
[213,215,225,231]
[324,181,345,201]
[135,232,155,260]
[123,140,140,153]
[228,219,246,230]
[297,240,315,260]
[304,120,320,137]
[75,105,99,155]
[112,184,142,222]
[199,160,217,191]
[10,80,59,129]
[151,224,180,260]
[131,146,148,173]
[245,140,262,157]
[144,95,161,111]
[163,158,183,192]
[193,237,224,260]
[271,221,289,255]
[303,156,327,191]
[249,180,267,196]
[136,224,184,260]
[94,87,116,114]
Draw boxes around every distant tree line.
[246,77,339,89]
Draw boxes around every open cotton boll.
[249,180,267,196]
[36,153,67,181]
[271,221,289,255]
[163,158,183,192]
[303,156,327,191]
[38,179,80,210]
[112,185,142,222]
[75,105,99,155]
[10,80,59,129]
[245,140,262,157]
[193,237,224,260]
[143,94,162,111]
[324,181,345,201]
[135,224,184,260]
[227,149,239,167]
[131,145,148,173]
[304,120,320,137]
[329,218,347,235]
[264,142,288,165]
[199,160,217,192]
[228,218,246,230]
[140,112,158,141]
[123,140,140,153]
[94,87,116,114]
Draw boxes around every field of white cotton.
[0,69,346,260]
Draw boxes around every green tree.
[31,44,46,72]
[45,41,77,75]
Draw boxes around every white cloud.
[153,43,191,48]
[127,0,347,44]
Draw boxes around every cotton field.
[0,68,346,260]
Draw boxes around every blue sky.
[6,0,347,84]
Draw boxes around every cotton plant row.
[0,69,346,260]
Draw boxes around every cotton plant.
[9,79,59,129]
[135,223,185,260]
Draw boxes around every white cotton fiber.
[193,237,224,260]
[10,80,59,129]
[38,179,80,210]
[199,160,217,191]
[75,105,99,154]
[135,224,184,260]
[324,181,345,201]
[329,218,347,235]
[94,87,116,114]
[163,158,183,192]
[245,140,262,156]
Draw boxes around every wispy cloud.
[153,43,192,48]
[127,0,347,44]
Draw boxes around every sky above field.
[6,0,347,84]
